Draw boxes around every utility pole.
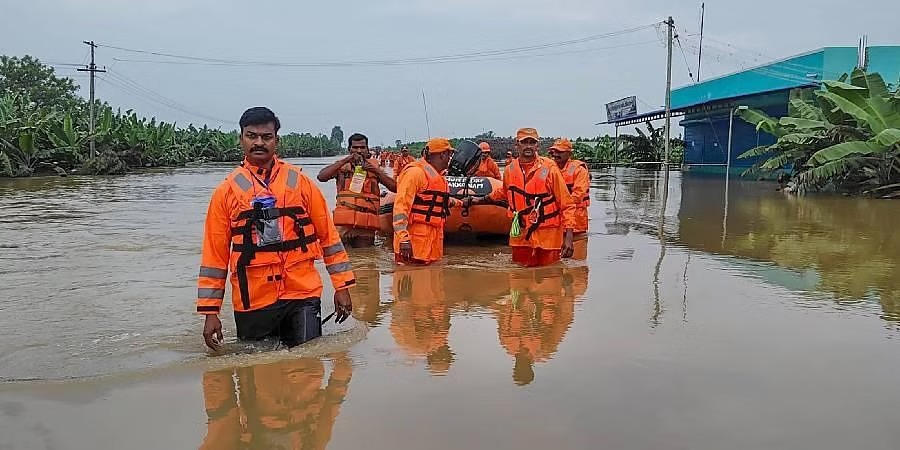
[663,17,674,172]
[698,3,705,82]
[661,16,675,217]
[77,41,106,158]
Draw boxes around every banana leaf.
[789,98,825,121]
[873,128,900,148]
[807,141,881,166]
[778,117,827,130]
[815,91,876,131]
[738,144,775,159]
[738,108,783,137]
[850,68,889,98]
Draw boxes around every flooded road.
[1,160,899,449]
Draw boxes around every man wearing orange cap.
[468,128,575,267]
[392,138,462,265]
[474,142,502,178]
[549,138,590,259]
[393,145,415,175]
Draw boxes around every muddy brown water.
[1,158,898,449]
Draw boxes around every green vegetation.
[394,125,684,168]
[738,68,900,198]
[0,56,346,177]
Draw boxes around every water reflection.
[200,353,352,450]
[349,266,388,326]
[390,266,455,375]
[387,264,589,384]
[677,175,900,322]
[498,266,588,386]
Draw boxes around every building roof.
[600,46,900,126]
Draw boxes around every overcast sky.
[3,0,898,145]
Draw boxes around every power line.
[99,71,231,125]
[110,39,662,68]
[677,37,827,85]
[96,24,658,68]
[675,35,695,82]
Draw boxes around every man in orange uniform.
[393,145,415,175]
[197,107,355,351]
[548,138,590,259]
[317,133,396,247]
[392,137,462,265]
[474,141,502,178]
[468,128,575,267]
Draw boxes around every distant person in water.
[317,133,396,247]
[196,107,354,351]
[393,146,416,174]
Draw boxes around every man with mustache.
[548,138,590,259]
[317,133,396,247]
[197,107,355,351]
[467,128,575,267]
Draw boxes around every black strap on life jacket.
[336,200,379,215]
[231,204,317,310]
[508,186,559,240]
[411,189,451,223]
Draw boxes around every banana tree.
[800,70,900,196]
[0,94,59,176]
[738,69,900,196]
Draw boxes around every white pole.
[727,107,735,174]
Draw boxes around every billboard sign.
[606,96,638,122]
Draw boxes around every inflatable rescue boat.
[378,140,512,239]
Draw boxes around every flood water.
[1,158,898,449]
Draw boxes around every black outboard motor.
[448,139,482,177]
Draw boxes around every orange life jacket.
[562,160,590,207]
[405,160,451,227]
[224,164,321,311]
[333,160,381,230]
[505,158,562,240]
[394,155,415,173]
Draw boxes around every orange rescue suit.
[560,159,590,233]
[197,158,355,314]
[392,160,458,263]
[475,156,502,178]
[490,157,575,250]
[393,154,415,174]
[332,158,382,230]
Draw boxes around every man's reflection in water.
[350,267,390,326]
[390,266,455,375]
[200,353,352,449]
[496,265,588,386]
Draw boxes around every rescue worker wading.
[467,128,575,267]
[548,138,590,233]
[197,107,355,351]
[317,133,396,247]
[393,146,415,175]
[474,141,502,178]
[392,137,462,265]
[549,138,590,260]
